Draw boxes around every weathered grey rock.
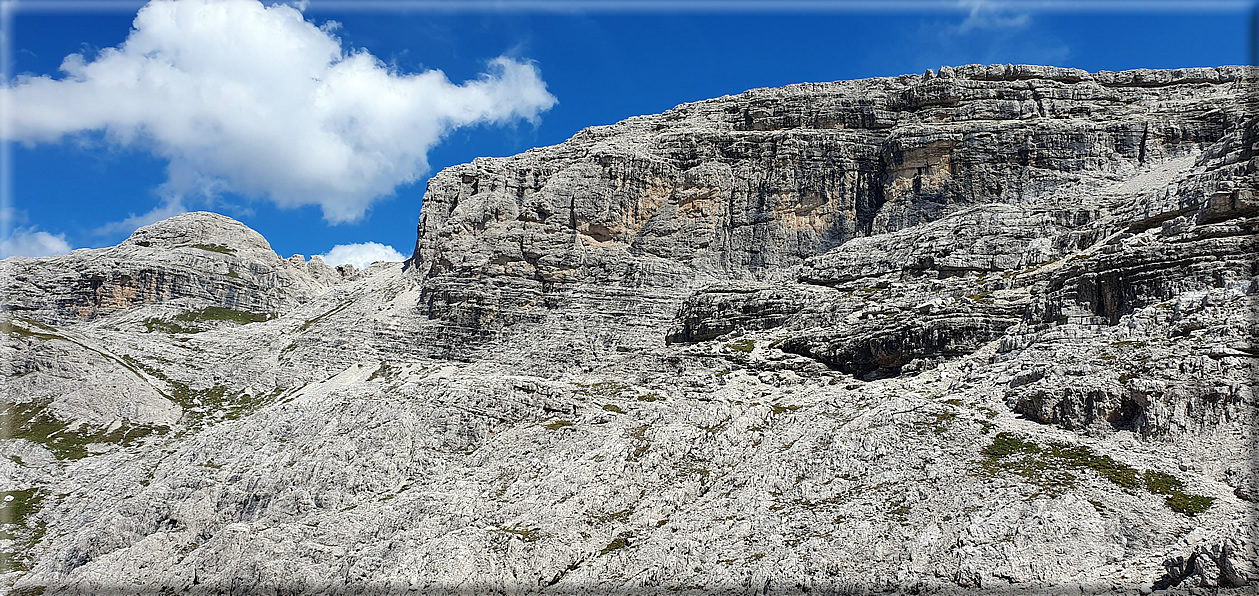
[1,65,1256,595]
[1,212,344,323]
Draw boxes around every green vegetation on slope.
[122,355,284,429]
[979,432,1214,515]
[145,306,273,334]
[301,302,350,331]
[1,399,168,460]
[1,319,64,342]
[188,243,236,255]
[0,488,46,573]
[176,306,271,324]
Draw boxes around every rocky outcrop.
[1156,535,1252,590]
[1,212,345,324]
[2,66,1256,595]
[1,213,356,491]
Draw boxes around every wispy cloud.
[954,0,1030,33]
[1,207,30,227]
[317,242,405,269]
[93,197,187,237]
[901,0,1070,70]
[2,0,557,227]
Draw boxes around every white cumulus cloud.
[1,227,72,259]
[317,242,405,270]
[2,0,557,225]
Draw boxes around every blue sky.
[2,0,1254,266]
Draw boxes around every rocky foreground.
[2,64,1257,594]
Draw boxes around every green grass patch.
[188,243,235,255]
[0,488,47,573]
[1049,444,1141,490]
[121,356,281,428]
[1164,493,1214,516]
[887,503,911,517]
[981,432,1041,458]
[1,400,168,460]
[7,318,56,332]
[770,403,802,415]
[1003,258,1061,279]
[726,339,755,353]
[978,432,1213,514]
[1142,470,1184,495]
[1,319,64,342]
[593,509,632,524]
[300,302,350,331]
[599,531,634,556]
[967,291,994,304]
[921,410,957,435]
[0,488,43,528]
[146,306,271,333]
[544,420,574,431]
[572,381,632,398]
[627,425,650,461]
[144,318,201,334]
[368,363,399,382]
[1144,470,1214,515]
[175,306,270,325]
[497,527,542,542]
[602,404,626,414]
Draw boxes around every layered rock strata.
[1,65,1256,595]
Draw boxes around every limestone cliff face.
[408,65,1252,362]
[411,65,1247,280]
[2,66,1256,595]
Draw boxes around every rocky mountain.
[2,64,1256,595]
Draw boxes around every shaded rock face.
[2,66,1257,595]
